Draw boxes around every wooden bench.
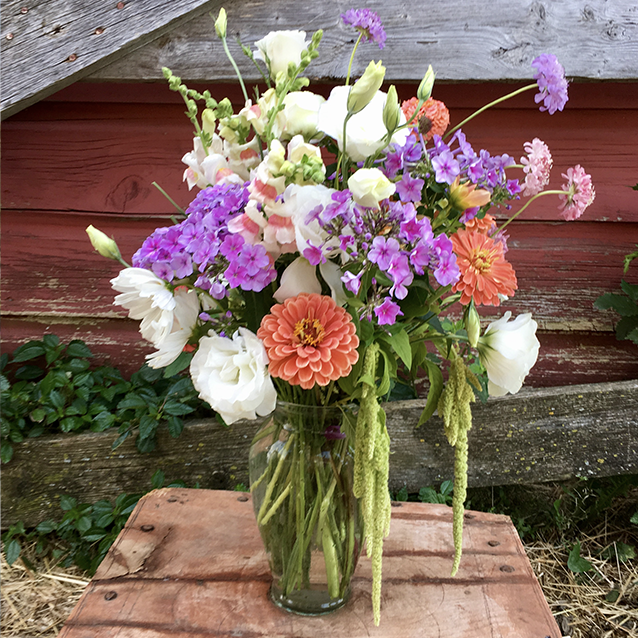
[59,488,561,638]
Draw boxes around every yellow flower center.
[470,248,494,273]
[294,318,325,347]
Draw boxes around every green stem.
[334,112,353,188]
[221,36,248,102]
[498,189,566,232]
[444,83,537,140]
[152,182,185,216]
[259,483,291,526]
[345,33,363,86]
[257,433,296,523]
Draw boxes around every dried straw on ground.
[1,549,88,637]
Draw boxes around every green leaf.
[60,416,83,432]
[65,340,94,359]
[567,542,592,573]
[60,495,77,511]
[91,411,116,432]
[4,539,21,565]
[12,342,46,362]
[163,401,195,417]
[138,414,158,440]
[42,334,60,350]
[605,589,620,603]
[599,541,636,563]
[151,469,165,490]
[166,416,184,439]
[166,377,194,396]
[1,441,14,464]
[417,360,444,427]
[630,511,638,525]
[95,514,114,528]
[163,351,194,378]
[594,292,638,316]
[82,531,108,543]
[30,408,46,422]
[379,329,412,369]
[48,389,66,410]
[440,480,454,496]
[616,315,638,341]
[0,373,10,393]
[620,279,638,303]
[418,487,439,504]
[111,430,131,450]
[136,435,157,453]
[36,520,57,534]
[77,516,92,534]
[118,393,148,410]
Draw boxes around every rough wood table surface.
[59,488,561,638]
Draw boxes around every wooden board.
[0,0,219,119]
[87,0,638,83]
[3,380,636,528]
[58,488,561,638]
[3,83,638,223]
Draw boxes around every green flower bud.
[417,65,435,102]
[347,60,386,114]
[383,84,400,133]
[214,8,227,39]
[464,304,481,348]
[86,226,122,262]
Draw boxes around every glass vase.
[249,402,362,615]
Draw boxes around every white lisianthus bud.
[273,256,322,302]
[477,312,540,396]
[214,8,227,38]
[253,30,308,79]
[86,225,122,262]
[348,167,395,209]
[347,61,386,114]
[383,85,400,133]
[417,65,435,102]
[464,304,481,348]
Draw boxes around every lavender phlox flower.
[303,243,326,266]
[387,253,413,299]
[171,253,194,279]
[409,239,433,275]
[532,53,568,114]
[341,8,386,48]
[374,297,403,325]
[459,207,479,225]
[400,207,433,244]
[199,312,211,322]
[219,233,245,259]
[507,179,522,197]
[152,261,174,282]
[396,173,425,203]
[210,281,228,300]
[194,275,213,292]
[433,251,460,286]
[490,228,510,254]
[368,236,400,271]
[341,270,363,294]
[236,243,271,277]
[431,149,460,184]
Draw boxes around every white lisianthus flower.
[190,328,277,425]
[319,260,348,306]
[348,167,396,208]
[146,288,200,369]
[111,268,176,346]
[273,256,322,303]
[317,86,408,162]
[254,30,308,79]
[477,312,540,396]
[283,91,325,139]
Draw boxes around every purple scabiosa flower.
[374,297,403,325]
[341,8,386,48]
[431,149,460,184]
[531,53,568,114]
[368,236,400,271]
[396,173,425,203]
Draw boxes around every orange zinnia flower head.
[257,293,360,390]
[451,229,517,306]
[401,97,450,141]
[464,213,497,234]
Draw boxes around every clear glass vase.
[249,402,362,615]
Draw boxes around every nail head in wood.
[487,540,501,547]
[391,502,403,507]
[499,564,515,573]
[116,1,125,8]
[66,53,77,62]
[5,33,14,40]
[167,497,178,503]
[464,513,475,519]
[20,7,28,14]
[140,524,155,532]
[104,591,118,600]
[94,27,105,35]
[237,495,249,502]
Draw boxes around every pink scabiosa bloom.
[520,138,553,196]
[558,165,595,221]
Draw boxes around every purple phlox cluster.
[531,53,568,115]
[132,183,276,296]
[383,138,422,179]
[309,194,459,325]
[396,173,425,202]
[429,132,520,197]
[341,8,386,48]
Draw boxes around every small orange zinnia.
[401,97,450,141]
[464,213,496,234]
[451,229,517,306]
[258,294,359,390]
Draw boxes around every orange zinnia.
[401,97,450,141]
[464,213,496,234]
[451,229,517,306]
[258,294,359,390]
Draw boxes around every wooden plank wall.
[2,79,637,384]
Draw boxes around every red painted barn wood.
[2,82,637,383]
[59,488,561,638]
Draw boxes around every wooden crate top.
[59,488,561,638]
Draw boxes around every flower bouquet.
[88,7,594,624]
